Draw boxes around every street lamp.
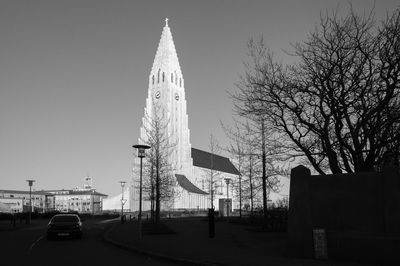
[238,174,242,219]
[26,179,35,224]
[120,181,127,224]
[132,144,150,239]
[224,178,231,217]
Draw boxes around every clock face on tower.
[155,91,160,99]
[175,93,179,101]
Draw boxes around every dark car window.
[51,215,79,223]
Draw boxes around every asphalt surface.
[0,218,179,266]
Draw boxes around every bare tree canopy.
[222,119,284,216]
[141,103,177,223]
[233,7,400,174]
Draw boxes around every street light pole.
[224,178,231,218]
[26,180,35,224]
[133,144,150,239]
[120,181,126,224]
[239,175,242,219]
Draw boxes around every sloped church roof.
[175,148,240,195]
[191,148,240,175]
[175,174,208,195]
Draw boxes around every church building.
[104,19,239,213]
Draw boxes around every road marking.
[28,235,44,254]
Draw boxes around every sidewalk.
[104,218,376,266]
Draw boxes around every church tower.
[131,19,194,210]
[142,18,193,175]
[104,19,239,213]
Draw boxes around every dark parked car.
[47,214,83,239]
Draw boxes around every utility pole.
[92,189,95,215]
[26,180,35,224]
[133,144,151,239]
[120,181,126,224]
[239,174,242,219]
[224,178,231,217]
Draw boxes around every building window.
[152,75,154,84]
[162,72,165,82]
[171,73,173,83]
[157,69,160,83]
[175,71,178,85]
[180,78,182,87]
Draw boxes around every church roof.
[191,148,240,175]
[175,174,208,195]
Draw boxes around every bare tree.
[233,7,400,174]
[221,122,245,218]
[202,134,223,209]
[141,103,177,223]
[222,119,285,219]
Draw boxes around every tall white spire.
[141,19,191,174]
[150,18,183,79]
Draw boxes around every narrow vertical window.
[157,69,160,83]
[171,73,173,83]
[180,78,182,87]
[152,75,154,85]
[162,72,165,82]
[175,71,177,85]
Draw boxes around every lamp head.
[132,144,151,158]
[26,180,35,186]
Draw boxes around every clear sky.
[1,0,398,197]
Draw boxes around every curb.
[103,222,226,266]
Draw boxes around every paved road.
[0,218,178,266]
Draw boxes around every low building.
[0,188,107,214]
[42,189,107,214]
[0,190,53,213]
[0,197,23,213]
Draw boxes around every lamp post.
[239,175,242,219]
[224,178,231,217]
[120,181,126,224]
[26,179,35,224]
[133,144,150,239]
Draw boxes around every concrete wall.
[288,165,400,263]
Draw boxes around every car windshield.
[51,215,79,223]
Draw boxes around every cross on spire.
[165,17,169,26]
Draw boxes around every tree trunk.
[150,163,155,222]
[249,156,254,217]
[155,151,160,224]
[261,120,268,225]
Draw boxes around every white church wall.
[192,166,239,211]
